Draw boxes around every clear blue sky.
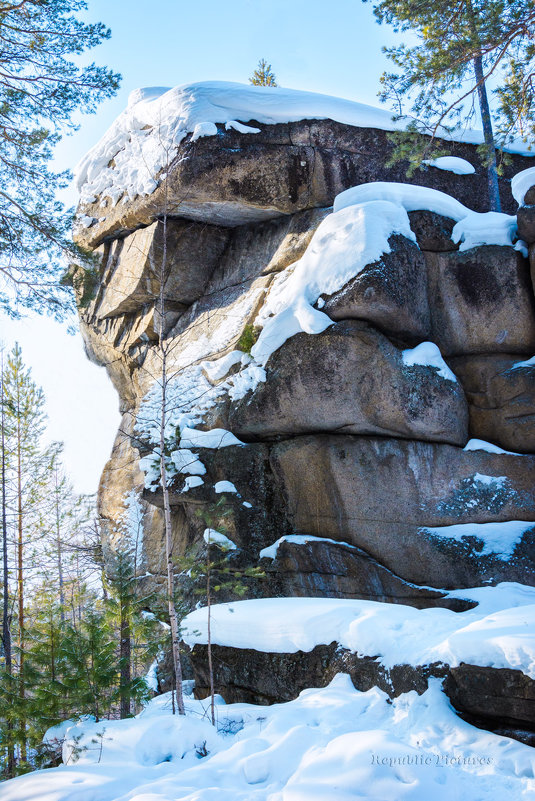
[58,0,401,190]
[2,0,403,493]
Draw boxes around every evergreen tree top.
[366,0,535,148]
[249,58,278,87]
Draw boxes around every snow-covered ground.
[3,584,534,799]
[3,676,535,801]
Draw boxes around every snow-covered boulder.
[321,234,430,340]
[73,82,530,250]
[183,589,535,733]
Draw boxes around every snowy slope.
[3,678,535,801]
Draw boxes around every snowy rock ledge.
[182,586,535,677]
[182,587,535,733]
[72,81,533,249]
[75,81,534,210]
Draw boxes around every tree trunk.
[473,53,501,211]
[1,361,11,670]
[206,549,215,726]
[54,467,65,620]
[119,596,131,718]
[1,356,15,777]
[160,388,185,715]
[76,551,82,624]
[16,400,26,763]
[158,212,185,717]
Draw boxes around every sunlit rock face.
[74,95,535,730]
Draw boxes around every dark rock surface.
[426,245,535,357]
[261,538,473,609]
[96,219,229,318]
[408,210,458,252]
[444,663,535,729]
[147,431,535,592]
[450,354,535,453]
[189,643,535,739]
[517,205,535,244]
[321,235,430,341]
[189,642,447,705]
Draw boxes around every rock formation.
[73,85,535,741]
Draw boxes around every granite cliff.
[72,83,535,741]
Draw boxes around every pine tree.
[366,0,535,211]
[16,591,70,768]
[0,349,14,776]
[24,595,67,729]
[105,551,142,719]
[0,347,162,774]
[103,488,165,719]
[2,344,51,764]
[0,660,20,775]
[50,454,69,616]
[0,0,120,319]
[37,446,94,621]
[249,59,278,86]
[496,56,535,142]
[0,591,67,775]
[61,605,117,722]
